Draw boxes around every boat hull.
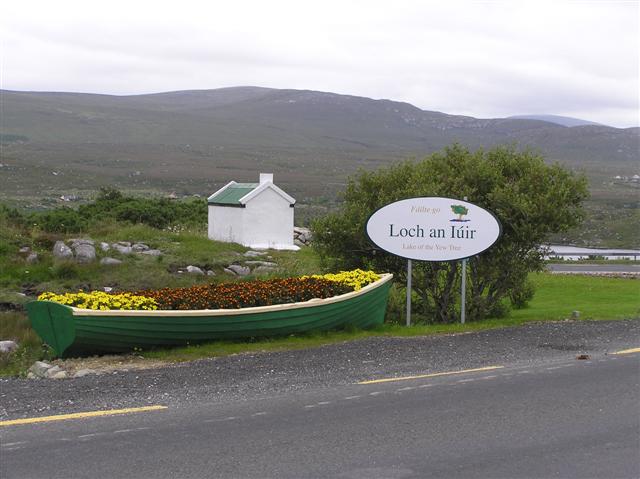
[26,274,393,356]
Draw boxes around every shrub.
[313,144,589,322]
[22,188,208,234]
[52,262,80,280]
[36,208,87,233]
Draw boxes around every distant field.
[2,87,638,246]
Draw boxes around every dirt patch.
[53,354,173,374]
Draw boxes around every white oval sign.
[366,197,501,261]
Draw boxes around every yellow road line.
[0,405,167,427]
[612,347,640,355]
[358,365,504,385]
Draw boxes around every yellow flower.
[38,291,157,311]
[303,269,380,291]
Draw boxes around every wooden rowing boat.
[26,274,393,357]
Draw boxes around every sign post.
[406,259,412,326]
[460,196,468,325]
[460,258,467,324]
[365,197,501,326]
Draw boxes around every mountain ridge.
[1,87,638,203]
[507,114,607,127]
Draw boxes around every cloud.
[1,0,638,127]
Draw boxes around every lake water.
[544,245,640,260]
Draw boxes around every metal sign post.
[460,196,468,324]
[460,258,467,324]
[406,259,412,326]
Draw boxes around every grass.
[2,273,637,376]
[0,311,54,376]
[507,273,640,322]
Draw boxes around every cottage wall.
[242,188,293,248]
[208,205,244,243]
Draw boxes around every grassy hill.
[1,87,638,246]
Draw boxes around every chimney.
[259,173,274,184]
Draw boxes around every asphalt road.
[1,353,639,478]
[1,320,639,479]
[546,263,640,274]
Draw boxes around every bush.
[510,278,535,309]
[312,144,589,323]
[52,262,80,280]
[35,207,88,233]
[21,189,208,233]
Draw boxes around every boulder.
[0,340,18,353]
[18,246,31,255]
[73,369,97,378]
[74,243,97,263]
[132,243,150,252]
[26,252,39,264]
[112,243,133,255]
[244,250,267,257]
[44,365,63,378]
[53,241,73,260]
[207,270,216,276]
[70,239,95,248]
[141,249,162,256]
[50,370,68,379]
[100,257,123,266]
[100,242,110,252]
[226,264,250,276]
[186,265,204,275]
[29,361,53,378]
[293,227,313,246]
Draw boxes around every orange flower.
[135,277,352,310]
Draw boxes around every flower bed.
[136,277,351,310]
[304,269,380,291]
[37,291,158,310]
[38,269,380,311]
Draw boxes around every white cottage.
[207,173,297,250]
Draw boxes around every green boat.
[26,274,393,357]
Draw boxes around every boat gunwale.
[68,273,393,317]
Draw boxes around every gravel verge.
[1,319,638,420]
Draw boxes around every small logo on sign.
[450,204,470,222]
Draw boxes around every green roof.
[208,183,258,205]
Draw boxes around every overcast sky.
[1,0,638,127]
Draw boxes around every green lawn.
[508,273,639,322]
